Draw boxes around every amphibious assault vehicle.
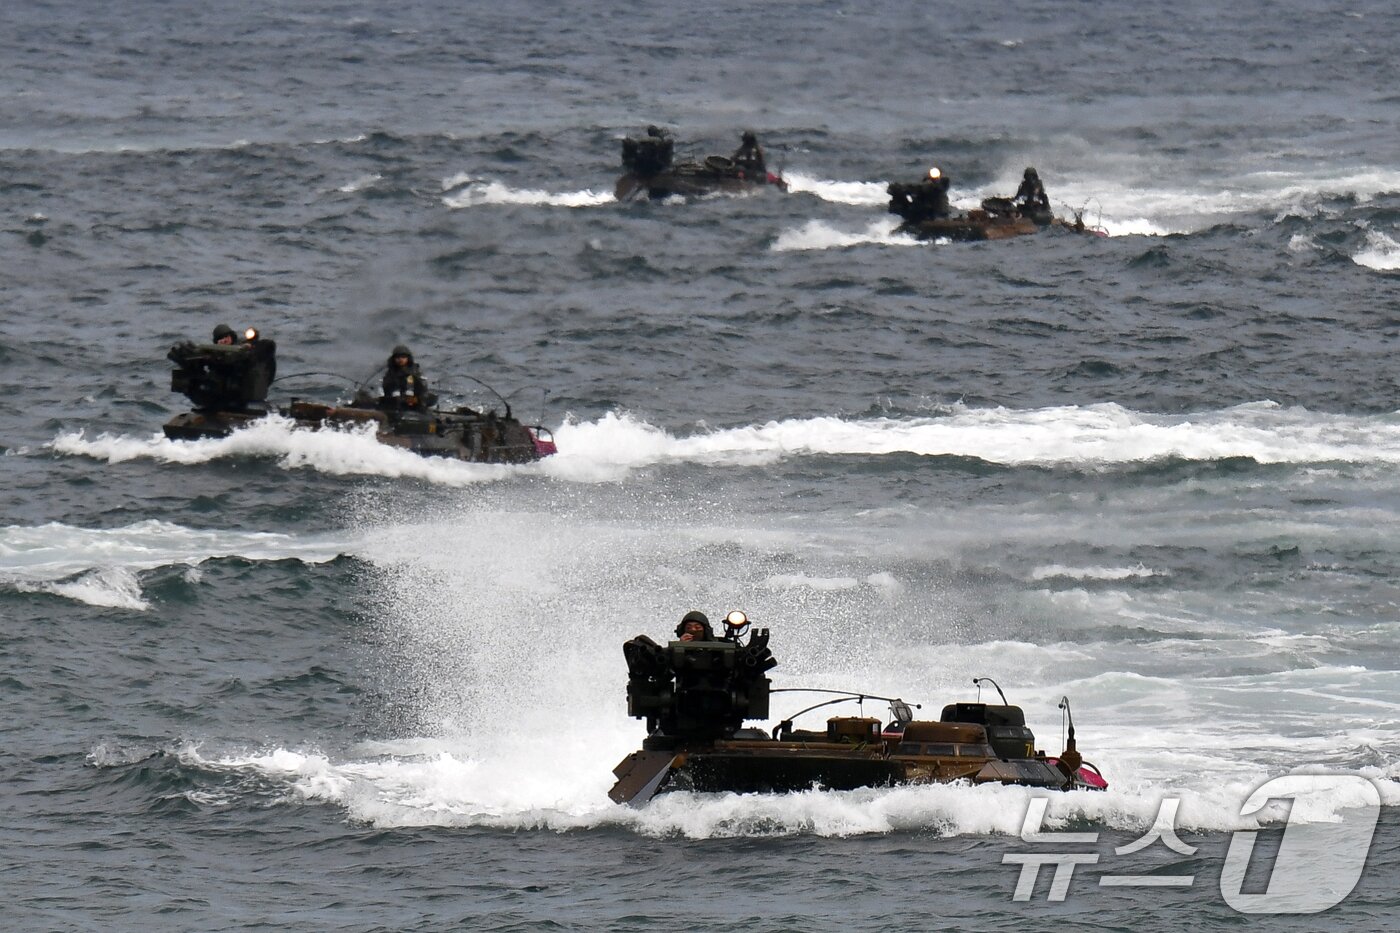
[889,175,1103,242]
[162,332,556,463]
[614,128,787,200]
[609,611,1107,806]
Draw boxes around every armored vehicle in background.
[162,332,556,463]
[615,127,788,200]
[609,611,1106,806]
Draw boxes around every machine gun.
[888,178,952,223]
[620,129,674,177]
[622,611,776,742]
[167,334,277,412]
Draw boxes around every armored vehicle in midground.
[162,330,555,463]
[888,168,1103,242]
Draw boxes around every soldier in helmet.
[731,130,767,179]
[643,124,673,170]
[676,610,715,642]
[381,344,435,410]
[212,323,238,346]
[1014,167,1050,213]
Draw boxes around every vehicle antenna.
[353,364,386,396]
[449,373,512,418]
[503,385,549,425]
[1058,696,1075,749]
[1057,696,1082,772]
[972,677,1008,705]
[270,370,357,386]
[770,688,919,708]
[770,695,860,739]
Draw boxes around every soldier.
[731,130,767,179]
[212,323,237,345]
[643,125,673,170]
[676,610,714,642]
[1015,167,1050,212]
[381,344,435,410]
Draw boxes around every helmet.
[1024,167,1038,179]
[391,344,412,358]
[212,323,236,342]
[927,166,942,180]
[742,130,757,145]
[675,610,713,640]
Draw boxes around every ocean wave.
[50,403,1400,488]
[1352,228,1400,271]
[17,566,151,610]
[1001,165,1400,236]
[553,403,1400,471]
[1030,564,1168,582]
[781,171,890,206]
[0,519,347,608]
[336,173,381,193]
[771,218,920,252]
[51,416,524,485]
[440,172,613,208]
[182,740,1400,839]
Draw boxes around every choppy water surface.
[3,1,1399,930]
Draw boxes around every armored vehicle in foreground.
[609,611,1107,806]
[614,127,788,200]
[162,330,556,463]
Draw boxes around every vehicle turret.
[621,129,674,176]
[939,702,1037,759]
[167,330,277,412]
[623,612,775,741]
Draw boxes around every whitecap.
[0,518,347,610]
[49,402,1400,490]
[549,402,1400,471]
[1352,228,1400,271]
[1031,564,1167,582]
[183,739,1400,838]
[336,173,380,193]
[781,171,890,206]
[440,175,612,209]
[51,416,525,486]
[771,218,919,251]
[19,567,150,610]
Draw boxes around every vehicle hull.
[610,731,1098,805]
[901,213,1101,242]
[615,160,787,201]
[163,404,551,464]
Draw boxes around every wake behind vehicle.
[615,127,788,201]
[162,330,556,463]
[609,611,1107,806]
